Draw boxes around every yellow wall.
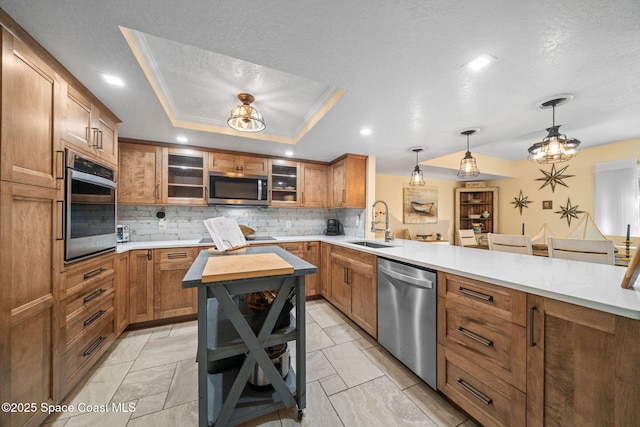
[487,138,640,246]
[375,174,459,241]
[376,137,639,247]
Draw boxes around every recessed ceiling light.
[285,150,294,157]
[176,136,188,143]
[360,128,372,136]
[102,74,124,86]
[464,53,496,71]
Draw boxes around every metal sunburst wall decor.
[511,190,532,215]
[535,164,574,193]
[555,198,584,226]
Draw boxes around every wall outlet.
[158,218,166,231]
[285,220,291,229]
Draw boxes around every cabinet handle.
[457,379,493,405]
[155,183,159,200]
[301,191,304,204]
[90,127,100,147]
[458,286,494,302]
[342,189,346,203]
[343,267,348,284]
[529,306,537,347]
[83,336,106,357]
[83,288,106,303]
[98,130,103,149]
[147,250,152,261]
[56,200,65,241]
[83,309,106,327]
[83,267,106,280]
[457,327,493,347]
[56,150,65,180]
[285,246,298,251]
[167,252,187,259]
[307,242,312,250]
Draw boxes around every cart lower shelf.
[207,367,299,426]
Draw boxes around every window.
[594,158,640,237]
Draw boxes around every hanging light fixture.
[227,93,266,132]
[528,96,580,163]
[409,147,426,187]
[457,129,480,179]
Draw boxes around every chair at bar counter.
[547,237,615,265]
[458,229,478,247]
[487,233,533,255]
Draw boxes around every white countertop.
[117,236,640,319]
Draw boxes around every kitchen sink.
[348,241,395,249]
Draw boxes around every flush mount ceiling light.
[409,146,426,187]
[464,53,496,71]
[528,96,580,163]
[457,129,480,179]
[227,93,266,132]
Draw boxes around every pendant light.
[227,93,266,132]
[528,96,580,163]
[409,147,426,187]
[457,129,480,179]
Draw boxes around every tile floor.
[44,299,478,427]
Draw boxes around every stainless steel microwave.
[207,171,269,206]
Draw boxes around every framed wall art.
[403,187,438,224]
[542,200,553,210]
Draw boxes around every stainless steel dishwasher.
[377,257,437,390]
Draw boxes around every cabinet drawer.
[156,247,196,268]
[438,297,526,391]
[331,246,376,269]
[62,312,115,391]
[278,243,303,257]
[438,272,526,326]
[63,276,114,320]
[438,344,526,427]
[64,294,114,349]
[62,255,115,296]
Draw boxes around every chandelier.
[528,97,580,163]
[227,93,266,132]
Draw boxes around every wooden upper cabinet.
[209,152,267,175]
[269,159,299,206]
[330,154,366,208]
[164,148,207,205]
[300,162,328,208]
[118,143,163,204]
[62,84,118,167]
[0,30,63,189]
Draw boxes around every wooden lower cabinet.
[153,248,198,319]
[278,242,320,296]
[327,246,377,338]
[129,249,154,323]
[59,253,117,397]
[129,247,198,324]
[437,272,526,427]
[320,243,332,299]
[526,295,640,426]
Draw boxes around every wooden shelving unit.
[454,187,499,245]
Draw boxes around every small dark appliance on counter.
[326,218,343,235]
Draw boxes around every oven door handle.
[69,168,117,189]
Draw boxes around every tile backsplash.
[117,205,366,241]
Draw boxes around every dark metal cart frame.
[182,246,316,426]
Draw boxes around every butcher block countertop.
[182,245,317,288]
[120,235,640,319]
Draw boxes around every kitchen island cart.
[182,246,316,426]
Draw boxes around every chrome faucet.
[371,200,393,242]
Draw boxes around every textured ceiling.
[1,0,639,179]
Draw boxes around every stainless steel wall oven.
[64,149,117,262]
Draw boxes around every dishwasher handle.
[378,264,434,289]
